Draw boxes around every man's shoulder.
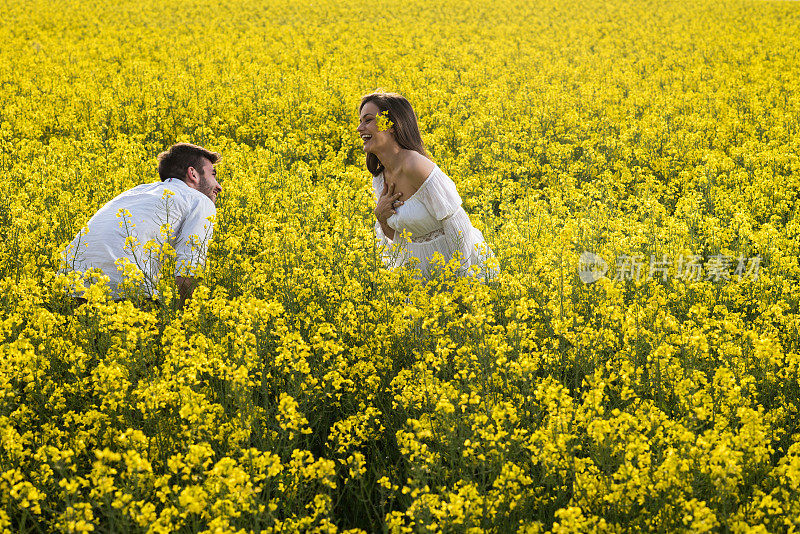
[178,186,216,218]
[159,180,215,210]
[108,180,215,218]
[193,195,216,217]
[112,180,172,200]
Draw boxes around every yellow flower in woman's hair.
[377,110,394,131]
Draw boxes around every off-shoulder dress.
[372,165,496,278]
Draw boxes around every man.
[62,143,222,302]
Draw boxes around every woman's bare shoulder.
[406,152,436,188]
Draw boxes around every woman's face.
[357,101,393,153]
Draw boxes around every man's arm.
[173,195,216,306]
[175,275,197,304]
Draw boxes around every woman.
[358,92,496,279]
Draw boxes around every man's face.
[192,158,222,204]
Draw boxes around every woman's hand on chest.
[375,181,404,224]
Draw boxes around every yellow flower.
[377,110,394,131]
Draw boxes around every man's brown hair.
[157,143,221,181]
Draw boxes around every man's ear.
[185,167,199,187]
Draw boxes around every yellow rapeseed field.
[2,0,800,531]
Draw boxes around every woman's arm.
[413,167,475,269]
[441,208,474,267]
[377,219,395,241]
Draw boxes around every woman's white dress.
[372,165,496,278]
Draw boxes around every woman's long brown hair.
[360,92,431,176]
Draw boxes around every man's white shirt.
[62,178,216,297]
